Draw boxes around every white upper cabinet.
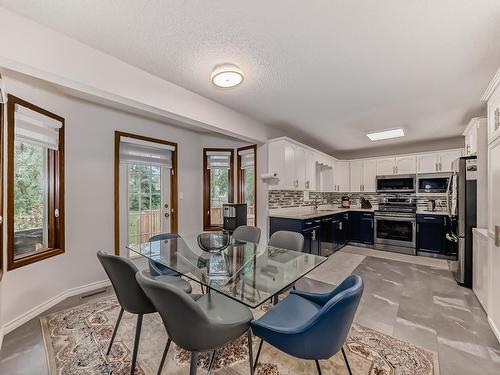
[349,159,377,192]
[438,150,462,172]
[268,139,303,190]
[269,137,464,191]
[362,159,377,192]
[294,146,306,189]
[333,161,350,192]
[417,153,439,173]
[395,155,416,174]
[484,70,500,144]
[305,150,317,191]
[376,157,396,176]
[349,160,363,192]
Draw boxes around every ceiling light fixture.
[211,64,244,88]
[366,127,405,141]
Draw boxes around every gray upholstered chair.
[97,251,191,375]
[232,225,262,244]
[136,270,254,375]
[268,231,305,252]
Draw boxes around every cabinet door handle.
[435,163,438,171]
[417,223,420,232]
[312,230,316,241]
[371,220,374,229]
[305,221,313,225]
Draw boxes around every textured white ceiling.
[2,0,500,154]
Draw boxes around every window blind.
[120,136,175,167]
[14,104,63,150]
[238,149,255,169]
[206,151,232,169]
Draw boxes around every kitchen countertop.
[269,206,449,219]
[268,206,376,220]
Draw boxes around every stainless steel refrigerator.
[447,156,477,287]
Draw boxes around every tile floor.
[0,247,499,374]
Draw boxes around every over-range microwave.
[417,173,451,194]
[376,174,416,193]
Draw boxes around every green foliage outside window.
[14,141,45,231]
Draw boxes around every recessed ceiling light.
[366,127,405,141]
[211,64,244,88]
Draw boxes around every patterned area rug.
[40,296,439,375]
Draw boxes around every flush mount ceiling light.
[366,127,405,141]
[211,64,244,88]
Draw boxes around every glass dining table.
[127,233,327,308]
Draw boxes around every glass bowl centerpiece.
[197,232,230,253]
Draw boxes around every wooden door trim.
[114,131,178,255]
[203,148,234,231]
[236,144,257,226]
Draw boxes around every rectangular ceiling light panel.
[366,128,405,141]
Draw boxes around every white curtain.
[14,104,63,150]
[238,149,255,169]
[206,151,232,169]
[120,136,175,167]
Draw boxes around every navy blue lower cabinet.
[416,214,451,256]
[349,212,374,245]
[269,217,321,255]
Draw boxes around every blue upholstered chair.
[251,275,364,375]
[148,233,180,277]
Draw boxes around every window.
[115,132,178,255]
[203,148,234,230]
[237,145,257,226]
[7,95,64,270]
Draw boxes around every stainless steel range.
[374,197,417,255]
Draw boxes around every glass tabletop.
[127,233,327,308]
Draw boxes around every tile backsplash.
[268,190,447,211]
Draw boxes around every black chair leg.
[247,330,254,375]
[190,351,198,375]
[157,338,171,375]
[315,360,322,375]
[253,339,263,371]
[341,347,353,375]
[107,307,124,355]
[206,350,216,375]
[130,314,144,375]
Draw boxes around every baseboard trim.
[2,279,111,336]
[488,316,500,344]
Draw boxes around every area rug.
[40,296,439,375]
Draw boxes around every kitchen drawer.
[417,214,445,225]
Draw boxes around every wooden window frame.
[237,145,257,226]
[7,95,65,270]
[203,148,234,231]
[114,131,178,255]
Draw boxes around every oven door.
[374,214,416,254]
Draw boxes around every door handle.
[164,212,170,218]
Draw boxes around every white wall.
[0,73,251,334]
